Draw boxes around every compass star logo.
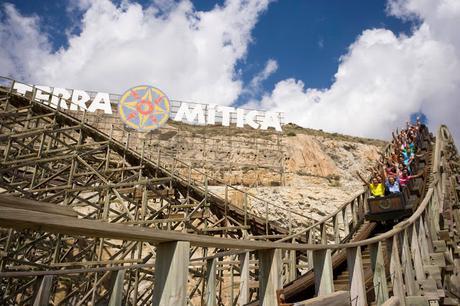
[118,85,171,131]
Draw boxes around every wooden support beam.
[381,296,399,306]
[342,207,350,237]
[152,241,190,306]
[108,270,125,306]
[401,229,417,295]
[307,230,314,269]
[389,236,406,306]
[313,249,334,296]
[0,207,322,251]
[258,249,282,306]
[33,275,54,306]
[370,242,389,305]
[205,258,217,306]
[404,296,429,305]
[293,291,351,306]
[288,249,297,282]
[333,216,340,244]
[238,252,250,306]
[410,224,425,284]
[0,195,77,217]
[347,246,367,306]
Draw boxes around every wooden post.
[288,249,297,282]
[418,217,430,263]
[370,242,389,305]
[33,275,54,306]
[258,249,282,306]
[347,246,367,306]
[307,230,314,270]
[401,230,417,295]
[313,249,334,296]
[333,215,340,244]
[152,241,190,306]
[351,199,358,227]
[205,258,217,306]
[342,206,350,237]
[320,223,327,245]
[238,252,250,305]
[389,236,406,306]
[410,224,425,283]
[108,270,125,306]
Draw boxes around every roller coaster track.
[0,77,459,306]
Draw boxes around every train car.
[365,187,417,222]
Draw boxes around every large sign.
[12,82,282,131]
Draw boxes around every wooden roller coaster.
[0,77,459,306]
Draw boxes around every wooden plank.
[313,249,334,296]
[33,275,54,306]
[0,195,77,217]
[307,230,314,269]
[401,230,417,295]
[370,242,389,305]
[205,259,217,306]
[0,263,155,278]
[0,207,334,251]
[238,252,250,305]
[404,296,429,306]
[346,246,366,306]
[108,270,125,306]
[410,224,425,284]
[389,236,406,306]
[258,249,282,306]
[293,290,351,306]
[381,296,399,306]
[152,241,190,306]
[288,249,297,282]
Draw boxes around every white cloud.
[252,0,460,141]
[0,0,270,105]
[245,58,278,96]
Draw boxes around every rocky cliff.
[210,123,387,227]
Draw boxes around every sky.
[0,0,459,142]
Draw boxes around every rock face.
[285,134,338,177]
[209,125,386,227]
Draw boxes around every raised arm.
[416,152,427,158]
[410,170,425,179]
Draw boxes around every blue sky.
[0,0,458,140]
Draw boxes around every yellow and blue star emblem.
[118,85,170,131]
